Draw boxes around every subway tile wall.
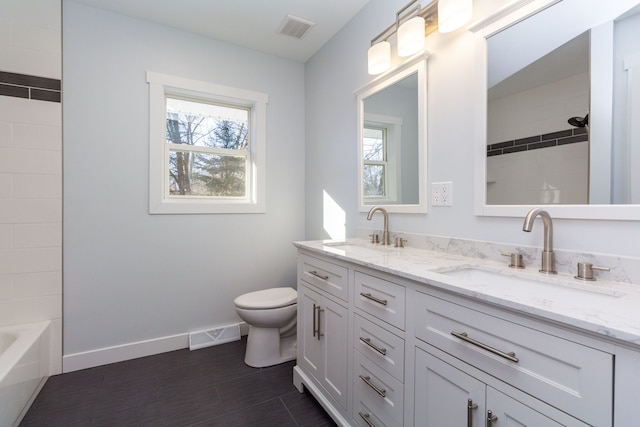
[0,0,62,374]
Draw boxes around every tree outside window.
[165,97,250,198]
[363,125,387,197]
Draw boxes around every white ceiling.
[69,0,371,62]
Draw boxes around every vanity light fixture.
[367,0,473,75]
[438,0,473,33]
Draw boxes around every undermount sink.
[439,267,627,301]
[322,240,396,252]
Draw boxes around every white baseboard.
[62,322,249,373]
[62,333,189,373]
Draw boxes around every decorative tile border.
[0,71,61,103]
[487,127,587,157]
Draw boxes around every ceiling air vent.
[277,14,316,39]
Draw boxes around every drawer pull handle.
[467,399,478,427]
[359,374,386,397]
[360,292,388,306]
[313,304,324,340]
[358,412,375,427]
[359,337,387,356]
[487,410,498,426]
[309,270,329,280]
[451,331,519,363]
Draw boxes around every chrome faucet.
[367,206,391,245]
[522,208,557,274]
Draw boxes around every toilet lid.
[234,287,297,309]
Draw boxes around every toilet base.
[244,326,296,368]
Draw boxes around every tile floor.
[20,337,337,426]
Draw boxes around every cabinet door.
[298,284,323,380]
[297,283,349,411]
[486,387,573,427]
[321,293,349,410]
[414,347,485,427]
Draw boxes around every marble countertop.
[294,238,640,349]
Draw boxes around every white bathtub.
[0,321,51,427]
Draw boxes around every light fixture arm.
[370,0,439,46]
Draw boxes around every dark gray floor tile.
[93,375,158,414]
[23,371,102,414]
[216,361,297,412]
[21,338,331,427]
[189,398,298,427]
[20,407,93,427]
[281,390,338,427]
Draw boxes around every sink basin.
[439,267,627,302]
[322,241,396,252]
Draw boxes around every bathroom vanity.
[293,239,640,427]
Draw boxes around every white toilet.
[234,287,297,368]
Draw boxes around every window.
[362,114,402,203]
[147,72,267,214]
[363,125,388,197]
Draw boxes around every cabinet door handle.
[487,410,498,426]
[312,303,317,338]
[358,412,375,427]
[359,374,386,397]
[451,331,519,363]
[359,292,388,306]
[359,337,387,356]
[313,304,324,341]
[309,270,329,280]
[467,399,478,427]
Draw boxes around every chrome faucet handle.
[369,233,379,244]
[575,262,610,281]
[394,237,407,248]
[501,253,524,269]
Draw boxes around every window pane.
[169,150,246,197]
[364,164,385,197]
[363,127,385,161]
[166,97,249,150]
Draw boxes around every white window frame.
[363,113,402,204]
[147,71,267,214]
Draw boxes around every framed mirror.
[474,0,640,220]
[356,55,428,213]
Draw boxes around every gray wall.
[305,0,640,257]
[63,2,306,357]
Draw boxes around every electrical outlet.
[432,182,453,206]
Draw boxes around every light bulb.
[397,16,425,57]
[367,41,391,75]
[438,0,472,33]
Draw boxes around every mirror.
[474,0,640,219]
[356,56,428,213]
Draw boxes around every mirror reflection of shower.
[568,113,589,129]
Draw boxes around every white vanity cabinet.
[414,344,590,427]
[296,253,350,417]
[352,271,406,427]
[413,289,613,427]
[293,245,630,427]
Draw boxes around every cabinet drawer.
[353,399,401,427]
[354,314,404,381]
[414,291,613,427]
[298,253,348,302]
[355,271,405,330]
[353,351,404,426]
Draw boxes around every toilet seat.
[234,287,297,310]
